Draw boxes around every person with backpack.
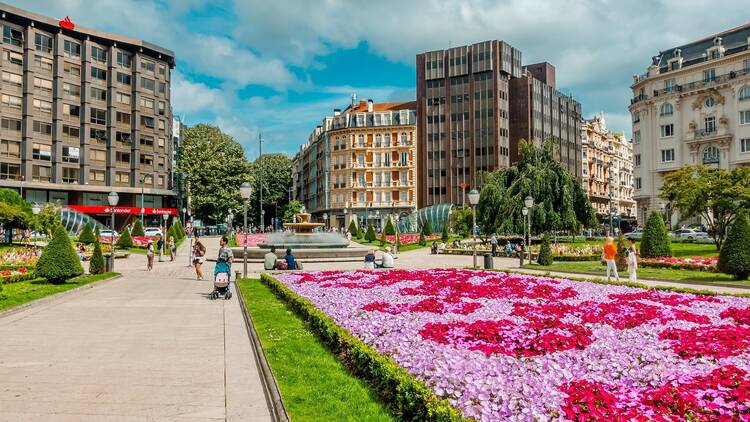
[192,239,206,280]
[146,240,155,271]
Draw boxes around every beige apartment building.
[630,24,750,225]
[293,98,417,230]
[581,115,636,220]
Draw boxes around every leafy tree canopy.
[248,153,292,226]
[0,188,31,230]
[281,200,304,223]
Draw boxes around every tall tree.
[0,188,31,233]
[178,124,252,224]
[249,153,292,226]
[477,140,596,236]
[661,165,750,251]
[281,200,304,223]
[36,202,62,238]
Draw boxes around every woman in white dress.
[627,238,638,283]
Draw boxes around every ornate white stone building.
[629,24,750,225]
[581,116,636,220]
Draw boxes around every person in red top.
[603,237,620,282]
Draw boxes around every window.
[740,110,750,125]
[62,125,79,139]
[1,71,22,86]
[62,167,79,184]
[116,112,131,125]
[660,102,673,116]
[89,149,106,163]
[34,55,53,71]
[116,92,130,105]
[63,83,81,98]
[157,101,165,115]
[64,40,81,57]
[141,60,155,73]
[2,94,22,109]
[141,116,155,129]
[32,165,51,182]
[116,51,131,68]
[91,46,106,63]
[35,33,53,53]
[139,97,154,110]
[741,138,750,153]
[3,26,23,46]
[664,78,676,91]
[33,77,53,93]
[660,124,674,138]
[116,151,130,164]
[0,162,21,180]
[32,143,51,161]
[140,136,153,146]
[91,67,106,80]
[739,86,750,102]
[33,99,52,113]
[32,121,52,136]
[633,111,640,123]
[0,139,21,158]
[1,118,21,132]
[89,169,105,183]
[64,62,80,76]
[703,68,716,83]
[158,137,165,148]
[142,174,153,185]
[158,82,166,94]
[115,171,130,184]
[90,128,107,143]
[158,65,166,76]
[157,120,166,131]
[116,131,131,144]
[140,77,155,91]
[661,149,675,162]
[704,116,716,133]
[90,108,107,125]
[116,72,131,85]
[63,104,80,118]
[140,153,154,166]
[635,178,642,190]
[634,154,641,166]
[91,87,107,101]
[62,146,80,163]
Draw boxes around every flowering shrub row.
[236,234,266,247]
[640,256,719,272]
[384,234,440,245]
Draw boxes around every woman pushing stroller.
[210,236,233,300]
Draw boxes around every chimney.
[359,100,366,110]
[367,99,373,113]
[333,108,341,116]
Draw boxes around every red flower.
[660,324,750,359]
[720,307,750,326]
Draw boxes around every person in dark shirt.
[284,248,298,270]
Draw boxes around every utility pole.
[259,132,263,230]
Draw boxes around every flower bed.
[274,269,750,421]
[0,267,36,284]
[0,247,39,267]
[385,234,440,245]
[640,256,719,272]
[236,234,266,247]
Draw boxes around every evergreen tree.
[537,233,553,266]
[441,225,449,242]
[365,224,376,242]
[348,219,359,238]
[89,240,105,275]
[640,211,672,258]
[94,226,101,241]
[380,230,387,247]
[115,228,133,248]
[383,218,396,236]
[78,222,96,244]
[132,219,145,236]
[36,226,84,284]
[422,219,433,236]
[418,230,426,246]
[718,211,750,280]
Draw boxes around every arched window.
[374,134,382,147]
[739,85,750,101]
[383,133,391,147]
[357,134,364,147]
[660,102,673,116]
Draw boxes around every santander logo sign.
[59,16,75,30]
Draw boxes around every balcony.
[630,94,648,105]
[653,68,749,97]
[351,142,367,150]
[689,126,732,143]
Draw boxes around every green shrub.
[718,211,750,280]
[441,225,449,242]
[364,224,376,242]
[36,226,83,284]
[348,219,359,238]
[176,220,186,239]
[131,219,145,237]
[167,224,177,243]
[115,228,133,248]
[615,234,628,271]
[89,240,105,275]
[380,230,387,247]
[383,218,396,236]
[418,231,426,246]
[640,211,672,258]
[422,219,433,235]
[78,222,96,244]
[258,274,464,421]
[94,226,101,241]
[537,233,553,265]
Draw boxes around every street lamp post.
[608,159,615,236]
[524,195,534,263]
[521,207,528,266]
[31,203,41,248]
[258,133,264,231]
[323,213,328,230]
[394,213,400,254]
[140,177,145,224]
[107,192,119,271]
[468,189,480,268]
[181,207,186,227]
[240,182,252,279]
[226,208,234,237]
[160,212,168,262]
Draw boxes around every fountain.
[282,211,324,233]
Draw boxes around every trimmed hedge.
[365,224,376,242]
[78,222,96,244]
[89,240,105,275]
[348,219,359,238]
[537,233,553,266]
[718,211,750,280]
[131,219,145,237]
[115,228,133,248]
[384,219,396,236]
[422,220,433,236]
[259,274,466,421]
[553,255,601,262]
[441,225,449,243]
[36,226,84,284]
[640,211,672,258]
[639,261,718,272]
[0,271,38,284]
[0,264,35,271]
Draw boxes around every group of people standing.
[145,236,177,271]
[602,237,638,283]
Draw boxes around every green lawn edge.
[237,279,394,422]
[0,272,120,312]
[256,273,469,422]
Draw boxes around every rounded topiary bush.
[89,240,105,275]
[640,211,672,258]
[537,233,553,266]
[418,231,426,246]
[365,224,376,242]
[441,225,449,242]
[718,211,750,280]
[131,219,145,237]
[115,228,133,248]
[37,226,83,284]
[78,222,96,244]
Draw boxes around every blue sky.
[16,0,750,158]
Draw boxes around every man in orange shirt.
[603,237,620,282]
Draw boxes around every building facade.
[293,98,417,230]
[0,3,176,226]
[581,115,636,220]
[630,24,750,225]
[416,41,582,208]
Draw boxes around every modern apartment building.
[581,115,636,220]
[293,98,417,230]
[0,3,176,226]
[630,23,750,225]
[416,41,582,208]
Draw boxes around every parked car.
[143,227,163,237]
[624,229,644,240]
[99,229,118,238]
[672,228,709,240]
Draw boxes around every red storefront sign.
[67,205,178,216]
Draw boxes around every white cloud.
[171,72,227,114]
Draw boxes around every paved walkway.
[0,237,272,422]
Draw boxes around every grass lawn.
[521,261,744,284]
[238,279,395,422]
[0,272,119,312]
[550,239,718,258]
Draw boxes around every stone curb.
[0,273,122,319]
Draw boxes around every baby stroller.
[210,260,232,300]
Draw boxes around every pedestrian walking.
[627,238,638,283]
[168,236,176,261]
[146,240,155,271]
[490,234,498,257]
[193,239,206,280]
[603,237,619,282]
